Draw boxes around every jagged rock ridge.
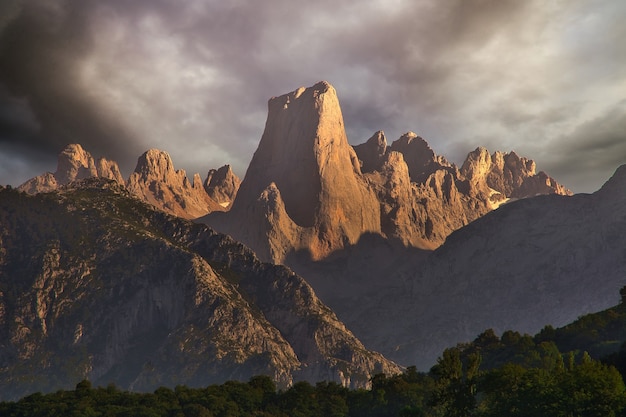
[0,178,399,400]
[354,131,572,249]
[18,144,240,220]
[204,82,571,264]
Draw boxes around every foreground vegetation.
[2,343,625,417]
[5,297,626,416]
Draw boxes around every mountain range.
[0,178,398,400]
[3,80,624,398]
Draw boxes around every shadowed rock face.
[0,178,400,400]
[210,81,381,262]
[353,130,388,173]
[204,165,241,208]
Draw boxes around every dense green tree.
[430,348,480,417]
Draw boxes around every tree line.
[6,294,626,417]
[2,332,626,417]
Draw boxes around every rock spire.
[212,81,381,262]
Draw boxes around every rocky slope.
[309,164,626,370]
[203,82,570,264]
[0,178,399,400]
[18,144,239,220]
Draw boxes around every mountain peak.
[597,164,626,196]
[127,148,225,219]
[210,81,381,262]
[18,143,124,194]
[133,149,176,181]
[389,132,448,184]
[353,131,388,173]
[460,146,571,198]
[55,143,97,184]
[204,165,241,207]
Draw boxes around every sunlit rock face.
[18,145,241,220]
[206,81,382,263]
[354,135,571,250]
[0,178,400,400]
[203,81,571,264]
[126,149,226,219]
[18,144,124,194]
[461,147,572,201]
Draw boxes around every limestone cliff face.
[352,133,571,249]
[126,149,225,219]
[211,81,381,262]
[0,179,400,400]
[461,147,573,201]
[96,157,125,184]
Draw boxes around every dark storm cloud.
[544,102,626,193]
[0,1,147,179]
[0,0,624,191]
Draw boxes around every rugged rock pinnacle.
[210,81,381,262]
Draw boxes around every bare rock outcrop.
[96,157,125,184]
[353,130,388,173]
[18,144,124,194]
[205,81,571,261]
[204,165,241,208]
[389,132,454,184]
[127,149,225,219]
[351,136,572,248]
[207,81,381,263]
[461,147,573,202]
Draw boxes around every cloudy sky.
[0,0,624,193]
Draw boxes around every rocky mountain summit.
[204,81,570,264]
[0,178,399,400]
[18,144,124,194]
[18,145,239,220]
[126,149,225,218]
[206,81,381,262]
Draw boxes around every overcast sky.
[0,0,624,193]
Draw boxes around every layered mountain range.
[301,165,626,369]
[6,80,624,397]
[0,179,398,400]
